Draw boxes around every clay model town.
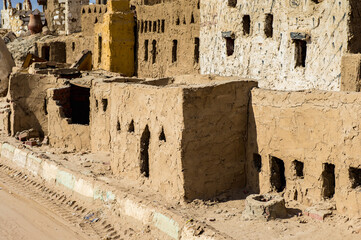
[0,0,360,239]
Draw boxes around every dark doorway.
[140,125,150,178]
[270,156,286,192]
[70,85,90,125]
[42,46,50,61]
[322,163,335,199]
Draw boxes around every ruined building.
[0,0,360,224]
[38,0,89,34]
[1,0,44,35]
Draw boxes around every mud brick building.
[132,0,200,78]
[1,0,45,35]
[38,0,89,34]
[200,0,361,91]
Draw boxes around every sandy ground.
[0,137,360,240]
[0,181,88,240]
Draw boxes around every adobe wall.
[200,0,351,91]
[64,34,93,64]
[65,0,89,34]
[47,86,90,151]
[107,82,185,201]
[45,0,66,34]
[1,9,11,29]
[181,80,257,200]
[35,41,67,63]
[247,89,361,217]
[341,54,361,91]
[90,77,256,201]
[0,100,10,136]
[81,4,107,36]
[8,73,67,137]
[134,0,200,78]
[93,6,135,76]
[89,80,112,152]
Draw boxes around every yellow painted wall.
[93,0,135,77]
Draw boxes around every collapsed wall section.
[47,85,90,152]
[8,73,66,137]
[247,89,361,216]
[200,0,349,91]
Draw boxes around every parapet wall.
[81,4,107,36]
[247,89,361,216]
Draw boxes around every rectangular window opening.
[293,160,304,178]
[225,37,235,56]
[349,167,361,189]
[172,40,178,63]
[153,21,157,32]
[228,0,237,7]
[152,40,157,64]
[295,39,307,68]
[194,37,200,63]
[144,40,149,61]
[243,15,251,35]
[41,46,50,61]
[322,163,335,199]
[98,35,102,64]
[161,19,165,32]
[265,14,273,38]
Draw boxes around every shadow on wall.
[246,96,260,194]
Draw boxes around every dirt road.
[0,181,88,240]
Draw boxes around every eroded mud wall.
[181,80,257,200]
[8,73,66,136]
[110,83,184,201]
[248,89,361,217]
[200,0,350,91]
[90,81,112,152]
[47,86,90,152]
[90,81,185,201]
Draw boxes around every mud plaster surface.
[200,0,351,91]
